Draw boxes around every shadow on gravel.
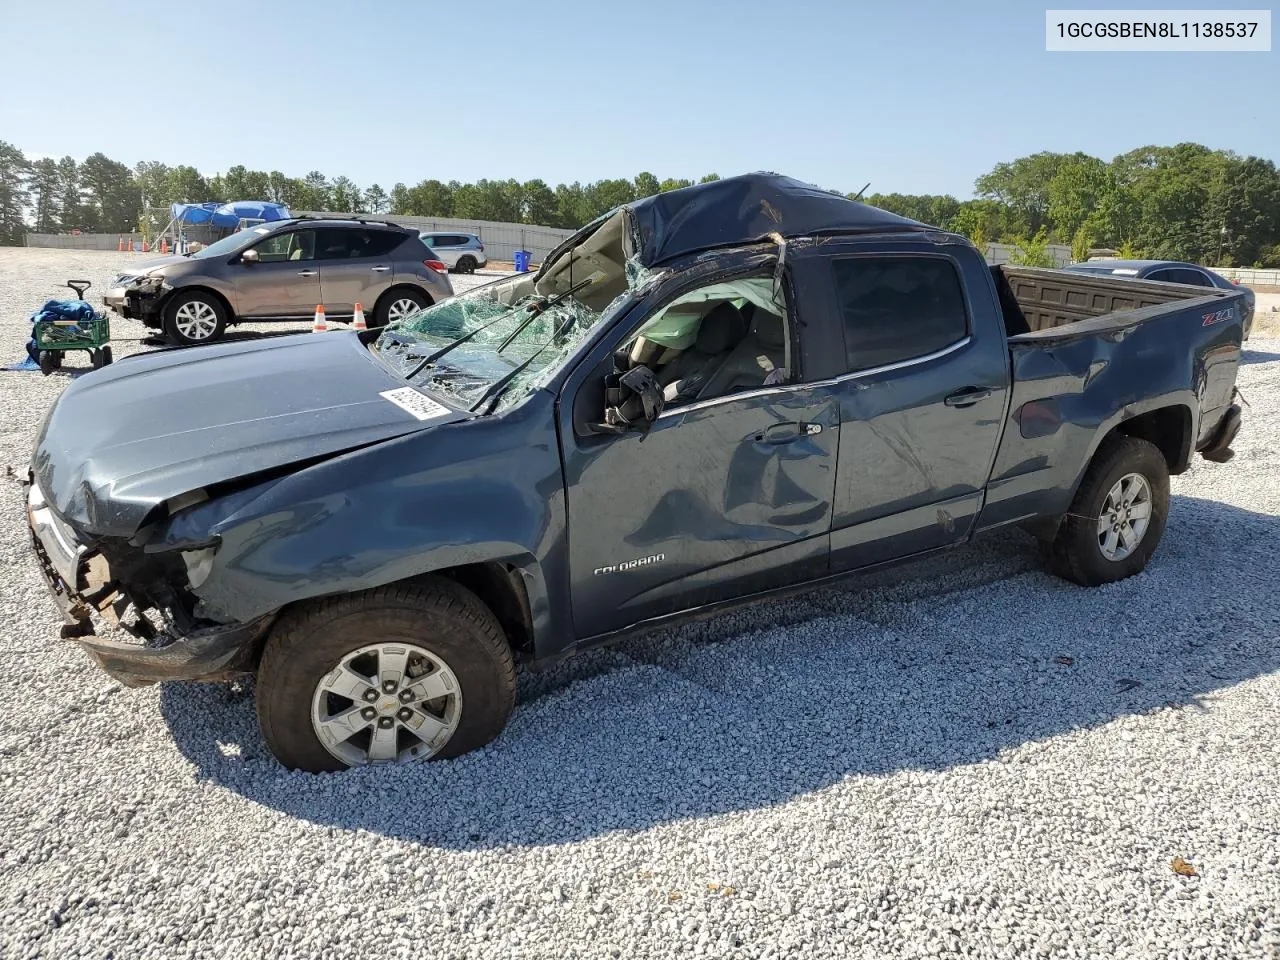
[1242,347,1280,366]
[159,494,1280,849]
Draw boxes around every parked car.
[1063,259,1255,338]
[28,175,1247,771]
[418,232,487,273]
[104,218,454,346]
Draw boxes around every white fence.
[984,242,1073,267]
[294,213,576,262]
[1210,267,1280,288]
[26,232,143,251]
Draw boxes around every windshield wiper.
[468,311,582,415]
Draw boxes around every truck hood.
[32,333,468,536]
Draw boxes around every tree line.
[1,140,1277,266]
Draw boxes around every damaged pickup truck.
[27,174,1247,771]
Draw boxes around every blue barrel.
[514,250,531,273]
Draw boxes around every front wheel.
[255,578,516,771]
[163,291,227,346]
[1047,436,1170,586]
[456,255,478,274]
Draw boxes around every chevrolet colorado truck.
[26,174,1247,771]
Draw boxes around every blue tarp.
[169,200,291,229]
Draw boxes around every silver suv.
[418,232,487,273]
[105,219,455,346]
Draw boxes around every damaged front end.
[105,274,168,325]
[26,479,272,687]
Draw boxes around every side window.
[1181,269,1214,287]
[316,228,365,260]
[832,256,968,372]
[1145,269,1175,283]
[254,230,314,263]
[361,231,403,257]
[421,234,439,247]
[622,276,791,407]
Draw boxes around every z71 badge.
[1202,307,1235,327]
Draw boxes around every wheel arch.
[374,284,434,321]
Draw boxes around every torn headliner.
[625,173,928,267]
[536,173,930,280]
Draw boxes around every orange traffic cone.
[352,302,367,331]
[141,240,149,253]
[160,238,169,255]
[117,235,125,252]
[312,305,328,332]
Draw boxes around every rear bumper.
[1200,403,1242,463]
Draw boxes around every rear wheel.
[164,291,227,346]
[255,578,516,771]
[374,288,430,328]
[456,255,478,274]
[99,345,113,366]
[38,351,59,376]
[1047,436,1170,586]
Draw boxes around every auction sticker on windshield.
[380,388,452,421]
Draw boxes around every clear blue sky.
[3,0,1276,199]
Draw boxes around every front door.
[236,229,320,319]
[558,270,841,640]
[316,228,398,316]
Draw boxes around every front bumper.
[77,617,272,688]
[25,481,268,686]
[103,286,162,324]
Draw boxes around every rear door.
[236,229,320,319]
[795,242,1009,569]
[316,228,401,316]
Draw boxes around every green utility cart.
[32,281,113,375]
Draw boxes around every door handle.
[944,387,993,408]
[371,266,391,272]
[754,421,821,444]
[296,269,317,277]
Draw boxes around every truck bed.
[990,265,1236,337]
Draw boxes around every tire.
[38,351,58,376]
[255,577,516,772]
[99,345,113,366]
[1047,435,1170,587]
[163,291,227,346]
[374,287,430,328]
[456,255,478,274]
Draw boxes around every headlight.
[181,547,217,588]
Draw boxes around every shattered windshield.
[370,208,660,414]
[371,281,623,414]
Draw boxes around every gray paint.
[27,227,1249,683]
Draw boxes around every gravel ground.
[1,247,1278,959]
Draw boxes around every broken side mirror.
[589,363,665,435]
[240,248,260,265]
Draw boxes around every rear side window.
[831,256,969,372]
[315,228,402,260]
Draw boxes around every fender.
[189,391,574,653]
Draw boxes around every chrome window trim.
[656,336,972,420]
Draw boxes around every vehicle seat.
[659,302,748,403]
[696,303,788,398]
